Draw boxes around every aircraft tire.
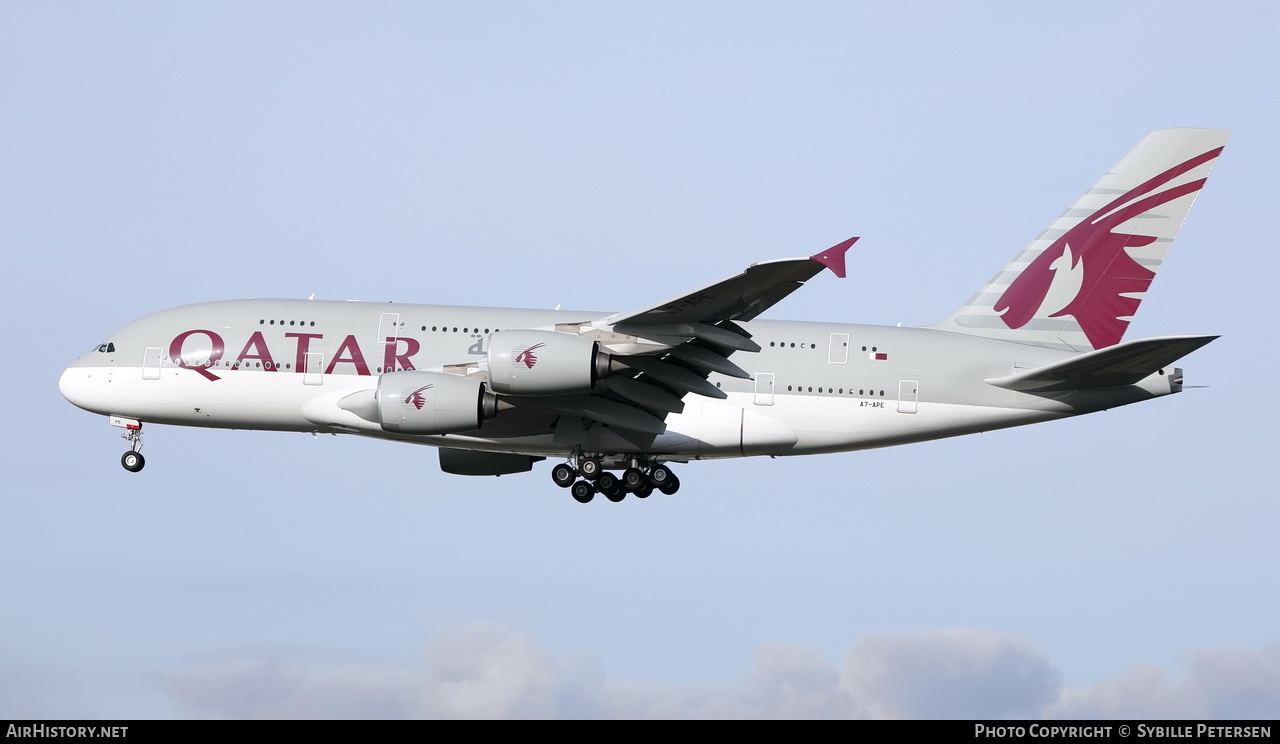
[621,468,646,492]
[571,480,595,503]
[121,451,145,473]
[603,481,626,503]
[658,475,680,495]
[634,483,653,499]
[597,471,620,493]
[551,463,576,488]
[579,458,602,481]
[649,464,674,488]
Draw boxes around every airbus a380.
[60,128,1228,503]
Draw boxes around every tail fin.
[928,128,1229,351]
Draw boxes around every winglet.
[810,237,858,278]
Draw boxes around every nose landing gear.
[114,417,145,473]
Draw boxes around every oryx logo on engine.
[403,384,433,410]
[514,343,545,369]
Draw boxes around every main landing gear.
[552,455,680,504]
[119,421,145,473]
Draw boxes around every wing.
[601,237,855,328]
[504,237,856,441]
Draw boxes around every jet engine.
[487,330,614,395]
[377,370,498,434]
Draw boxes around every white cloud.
[161,626,1280,720]
[841,629,1061,719]
[1050,645,1280,720]
[418,622,602,719]
[599,644,855,719]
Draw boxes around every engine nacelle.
[487,330,613,396]
[377,370,497,434]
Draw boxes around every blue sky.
[3,1,1278,719]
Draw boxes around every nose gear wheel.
[120,425,145,473]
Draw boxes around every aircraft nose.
[59,365,100,413]
[59,366,81,406]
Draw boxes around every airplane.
[59,128,1229,503]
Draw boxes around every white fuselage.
[59,299,1180,464]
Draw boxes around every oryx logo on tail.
[994,146,1223,349]
[514,343,545,369]
[404,384,433,410]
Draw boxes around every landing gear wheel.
[602,480,626,503]
[551,463,576,488]
[570,480,596,503]
[579,457,603,481]
[597,471,620,493]
[658,474,680,495]
[634,482,654,499]
[621,468,647,492]
[649,464,675,489]
[121,451,145,473]
[119,423,145,472]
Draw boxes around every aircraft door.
[897,379,919,413]
[378,313,401,344]
[142,347,163,380]
[828,333,849,364]
[304,352,324,385]
[753,373,775,406]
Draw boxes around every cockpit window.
[95,343,116,353]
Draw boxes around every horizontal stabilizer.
[985,335,1218,392]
